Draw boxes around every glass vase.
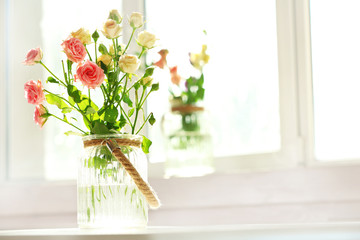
[162,104,214,178]
[78,134,148,228]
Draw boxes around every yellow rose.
[137,31,156,49]
[190,44,210,70]
[102,19,122,39]
[118,55,140,74]
[130,12,143,28]
[97,54,112,66]
[71,28,91,45]
[110,43,126,56]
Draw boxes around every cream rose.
[109,9,122,24]
[137,31,156,49]
[71,28,92,45]
[141,76,153,86]
[102,19,122,39]
[118,55,140,74]
[97,54,112,66]
[130,12,143,28]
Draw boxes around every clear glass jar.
[78,134,148,228]
[162,104,214,178]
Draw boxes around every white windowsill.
[1,222,360,240]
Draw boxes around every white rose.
[130,12,143,28]
[118,55,140,74]
[109,9,122,24]
[137,31,156,49]
[102,19,122,39]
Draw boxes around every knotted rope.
[83,138,161,209]
[171,105,204,113]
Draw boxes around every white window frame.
[1,0,360,230]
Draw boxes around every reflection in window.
[145,0,280,162]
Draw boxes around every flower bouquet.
[24,10,160,228]
[154,45,214,177]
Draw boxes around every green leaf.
[47,76,59,84]
[104,107,118,123]
[61,107,73,114]
[197,87,205,100]
[67,85,82,103]
[134,82,141,90]
[151,83,159,92]
[143,67,155,78]
[128,108,135,117]
[108,71,118,83]
[40,113,51,119]
[92,30,99,42]
[85,106,97,115]
[123,94,133,107]
[99,44,109,55]
[100,61,108,74]
[141,135,152,154]
[119,114,127,128]
[149,113,156,126]
[64,131,84,136]
[45,94,68,109]
[92,121,109,134]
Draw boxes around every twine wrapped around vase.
[83,138,161,209]
[171,104,204,113]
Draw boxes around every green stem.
[40,61,66,86]
[85,46,93,61]
[136,113,152,135]
[120,105,132,125]
[138,47,146,59]
[132,108,139,134]
[123,29,136,54]
[94,42,97,64]
[50,114,86,134]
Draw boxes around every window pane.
[145,0,280,162]
[310,0,360,161]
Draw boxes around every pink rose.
[153,49,168,69]
[23,47,43,65]
[61,38,87,63]
[24,80,45,105]
[75,60,105,89]
[34,105,47,128]
[170,66,181,85]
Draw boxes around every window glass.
[145,0,280,162]
[310,0,360,161]
[41,0,122,180]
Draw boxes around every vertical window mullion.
[276,0,303,165]
[0,0,8,181]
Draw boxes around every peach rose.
[75,60,105,89]
[23,47,43,65]
[170,66,181,85]
[34,105,47,128]
[153,49,168,69]
[24,80,45,105]
[118,55,140,74]
[61,37,87,63]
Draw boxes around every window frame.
[2,0,360,230]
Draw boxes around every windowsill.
[1,222,360,239]
[1,164,360,229]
